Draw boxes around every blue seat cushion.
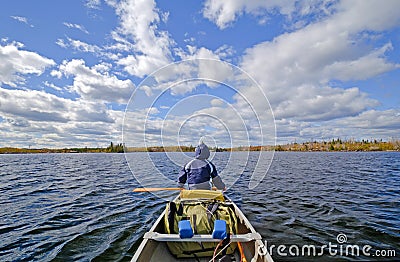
[178,220,194,238]
[212,220,227,239]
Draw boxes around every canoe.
[132,190,274,262]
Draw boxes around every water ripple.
[0,152,399,261]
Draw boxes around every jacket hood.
[195,143,210,160]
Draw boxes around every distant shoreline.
[1,139,399,154]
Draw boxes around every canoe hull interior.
[132,192,274,262]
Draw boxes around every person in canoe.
[177,141,226,190]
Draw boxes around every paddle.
[133,187,220,192]
[133,187,183,192]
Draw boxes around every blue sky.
[1,0,400,148]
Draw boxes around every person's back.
[177,142,225,190]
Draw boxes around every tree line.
[273,139,400,152]
[1,139,399,154]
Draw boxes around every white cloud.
[56,37,101,53]
[0,117,118,148]
[54,59,135,103]
[43,81,63,92]
[168,81,199,96]
[0,42,55,87]
[321,43,398,82]
[210,98,224,107]
[203,0,400,31]
[139,52,237,96]
[139,85,153,96]
[0,87,121,147]
[0,88,114,123]
[334,0,400,32]
[85,0,101,9]
[336,109,400,130]
[215,45,236,60]
[275,108,400,143]
[109,0,175,77]
[203,0,296,29]
[55,39,68,49]
[11,16,34,27]
[239,1,400,123]
[241,27,398,98]
[3,0,399,148]
[129,57,220,97]
[147,107,159,115]
[120,58,276,148]
[181,47,234,85]
[63,22,89,34]
[273,86,379,121]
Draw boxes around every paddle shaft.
[133,187,219,192]
[133,187,182,192]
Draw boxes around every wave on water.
[0,152,399,261]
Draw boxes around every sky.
[1,0,400,149]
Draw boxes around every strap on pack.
[207,202,219,222]
[167,202,177,234]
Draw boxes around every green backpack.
[164,199,238,258]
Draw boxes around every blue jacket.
[177,143,225,190]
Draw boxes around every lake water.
[0,152,399,261]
